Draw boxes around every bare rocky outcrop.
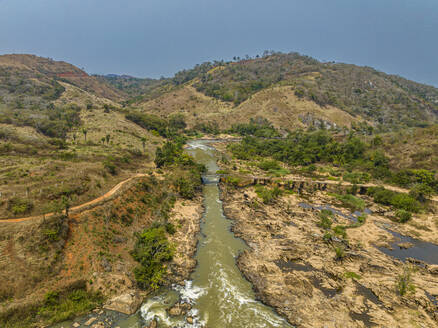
[167,197,204,283]
[103,290,143,315]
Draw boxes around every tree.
[82,128,88,142]
[105,134,111,145]
[409,183,433,202]
[169,114,186,130]
[61,196,71,218]
[141,137,147,153]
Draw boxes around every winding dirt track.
[0,173,147,223]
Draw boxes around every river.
[133,140,291,327]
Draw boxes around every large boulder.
[167,302,191,316]
[104,290,143,315]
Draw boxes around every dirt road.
[0,173,147,223]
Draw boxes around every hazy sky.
[0,0,437,86]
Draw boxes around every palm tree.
[82,128,88,142]
[141,137,147,153]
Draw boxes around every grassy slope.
[137,84,362,131]
[0,107,161,219]
[0,54,122,102]
[0,57,160,219]
[134,53,438,132]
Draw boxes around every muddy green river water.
[54,140,291,328]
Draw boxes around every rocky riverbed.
[220,182,438,328]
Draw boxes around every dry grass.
[0,106,162,219]
[0,54,122,101]
[138,84,363,131]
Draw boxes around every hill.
[133,52,438,132]
[0,54,122,109]
[0,54,162,220]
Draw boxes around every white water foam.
[173,280,206,304]
[140,281,207,328]
[186,143,213,151]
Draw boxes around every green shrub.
[343,172,370,184]
[229,118,280,138]
[367,187,421,213]
[391,193,422,213]
[255,186,282,204]
[396,265,415,296]
[165,223,176,234]
[37,288,102,324]
[7,197,34,215]
[317,211,332,229]
[126,112,173,137]
[43,229,60,242]
[103,160,117,175]
[0,283,102,327]
[224,176,242,187]
[192,122,220,135]
[333,225,347,239]
[170,167,203,199]
[395,209,412,223]
[345,271,361,280]
[357,215,366,224]
[305,164,317,173]
[335,194,365,211]
[258,160,281,171]
[391,169,436,189]
[228,130,371,168]
[323,231,333,242]
[409,183,434,202]
[155,141,198,169]
[334,246,345,260]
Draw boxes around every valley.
[1,52,438,327]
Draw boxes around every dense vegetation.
[155,140,205,199]
[125,111,186,138]
[229,130,377,168]
[228,117,281,138]
[131,224,174,290]
[366,187,422,213]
